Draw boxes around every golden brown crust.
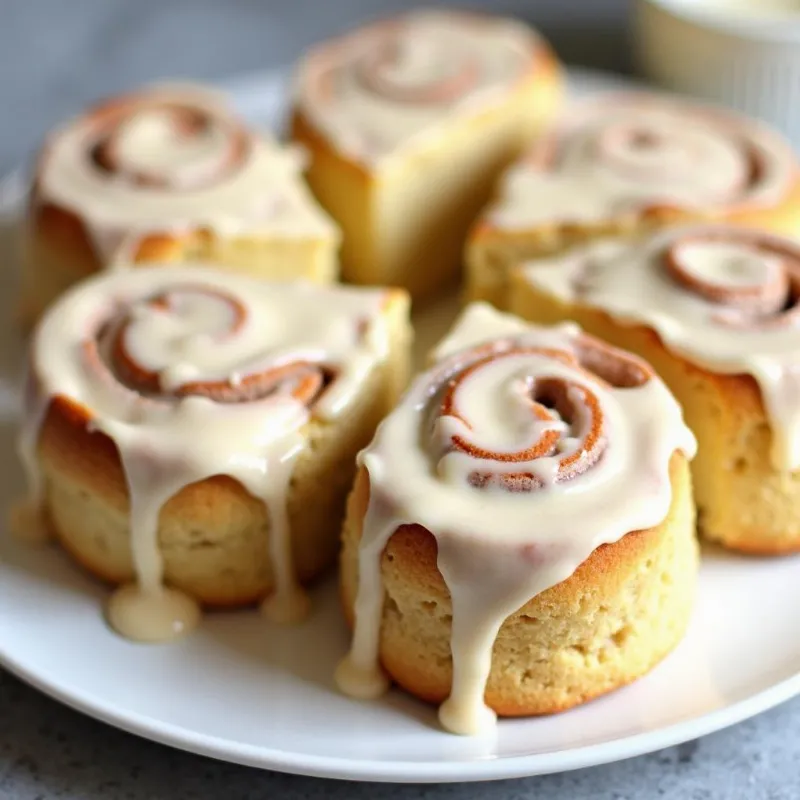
[34,294,412,607]
[340,454,697,716]
[510,274,800,554]
[290,37,563,302]
[290,41,563,181]
[27,195,201,276]
[467,158,800,310]
[21,96,340,326]
[344,457,683,611]
[290,111,373,186]
[471,137,800,243]
[28,200,104,274]
[20,214,339,327]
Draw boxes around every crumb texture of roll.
[467,92,800,308]
[16,267,410,642]
[291,9,563,300]
[511,224,800,552]
[336,302,696,735]
[22,83,339,324]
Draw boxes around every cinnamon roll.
[21,83,339,324]
[14,267,410,641]
[511,224,800,553]
[468,92,800,308]
[337,303,696,735]
[291,10,562,300]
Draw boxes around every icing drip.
[9,375,51,544]
[519,225,800,469]
[294,10,540,164]
[19,268,392,642]
[336,303,695,735]
[487,93,796,229]
[36,84,337,264]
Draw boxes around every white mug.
[634,0,800,148]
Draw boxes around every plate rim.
[3,636,800,783]
[3,65,800,784]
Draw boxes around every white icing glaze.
[107,584,202,643]
[674,241,781,289]
[336,302,695,735]
[294,10,540,164]
[486,93,797,230]
[111,108,235,190]
[19,267,393,642]
[37,84,338,264]
[517,225,800,469]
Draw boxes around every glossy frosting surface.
[37,84,337,262]
[337,303,695,735]
[519,225,800,469]
[19,267,393,640]
[294,10,541,164]
[487,93,797,230]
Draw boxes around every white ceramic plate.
[2,68,800,784]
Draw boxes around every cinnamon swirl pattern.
[511,224,800,552]
[490,93,797,229]
[291,10,561,300]
[467,92,800,308]
[17,267,409,641]
[293,10,543,163]
[520,227,800,468]
[337,303,695,735]
[23,83,338,322]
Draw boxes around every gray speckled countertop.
[2,1,800,798]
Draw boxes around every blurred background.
[0,0,628,174]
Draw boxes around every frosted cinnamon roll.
[13,267,410,641]
[337,303,696,735]
[291,10,562,300]
[511,224,800,553]
[21,83,339,324]
[468,92,800,308]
